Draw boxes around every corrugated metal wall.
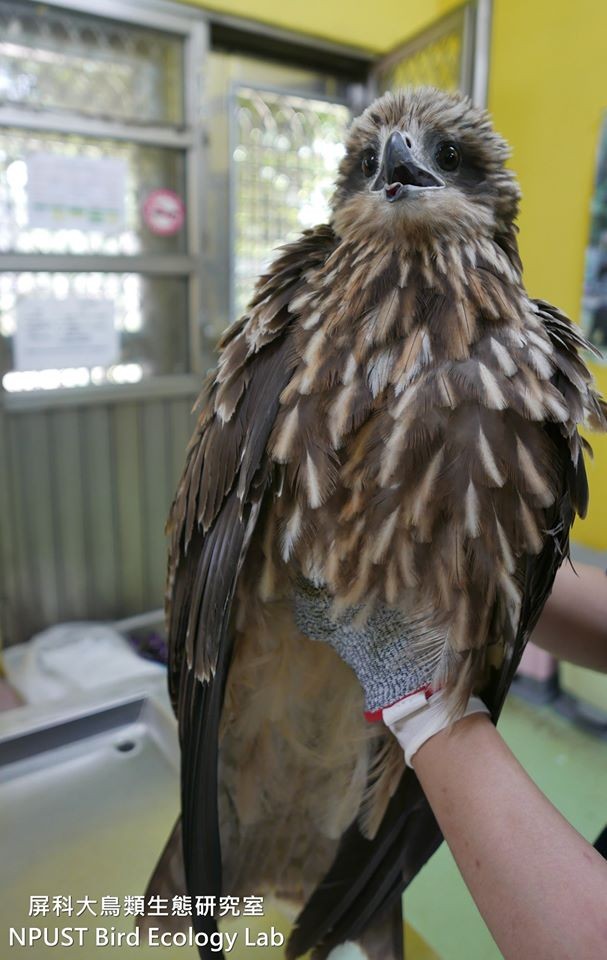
[0,381,197,645]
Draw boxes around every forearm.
[413,714,607,960]
[532,562,607,671]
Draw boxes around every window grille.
[0,0,184,124]
[374,2,491,107]
[376,23,463,93]
[231,87,350,318]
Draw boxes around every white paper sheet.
[14,297,119,370]
[27,153,127,231]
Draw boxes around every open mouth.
[379,132,444,202]
[384,181,441,203]
[385,182,403,200]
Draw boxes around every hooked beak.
[376,131,444,202]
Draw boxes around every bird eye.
[436,142,460,172]
[361,149,377,178]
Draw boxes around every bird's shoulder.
[166,223,338,550]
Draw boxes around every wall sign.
[27,154,127,232]
[14,298,119,371]
[143,188,185,236]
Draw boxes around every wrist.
[382,689,491,768]
[413,710,493,770]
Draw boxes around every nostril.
[404,135,412,148]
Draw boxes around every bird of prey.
[144,87,606,959]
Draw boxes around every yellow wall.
[180,0,460,52]
[489,0,607,550]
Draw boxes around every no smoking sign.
[143,189,185,237]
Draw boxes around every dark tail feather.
[351,899,404,960]
[138,818,188,936]
[288,770,441,960]
[179,635,234,960]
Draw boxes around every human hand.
[293,577,488,766]
[293,576,435,715]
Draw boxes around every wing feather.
[166,226,337,959]
[287,772,440,960]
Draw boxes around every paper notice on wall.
[27,154,127,231]
[14,298,119,370]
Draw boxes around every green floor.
[405,694,607,960]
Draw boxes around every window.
[0,0,201,393]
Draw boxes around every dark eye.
[361,148,377,178]
[436,142,460,172]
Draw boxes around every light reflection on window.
[3,363,144,393]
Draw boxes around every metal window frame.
[0,107,195,146]
[463,0,493,108]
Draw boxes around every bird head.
[331,87,521,252]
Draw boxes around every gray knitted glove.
[293,578,436,714]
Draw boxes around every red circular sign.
[143,189,185,236]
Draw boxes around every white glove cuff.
[383,689,490,768]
